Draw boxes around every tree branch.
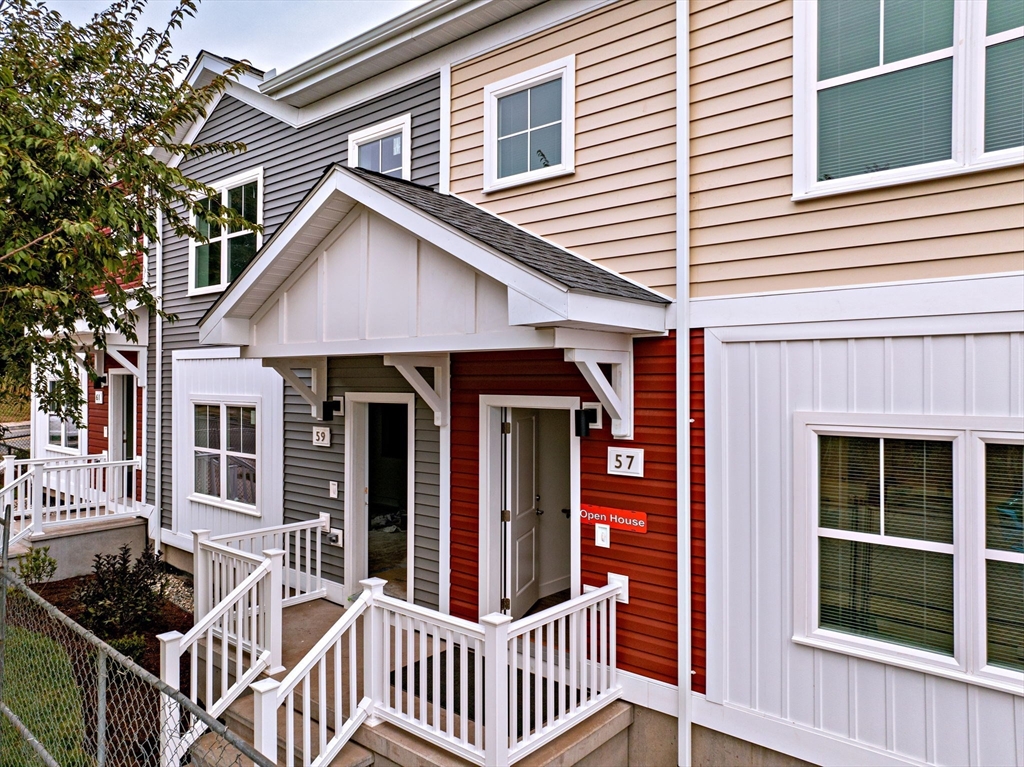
[0,226,64,266]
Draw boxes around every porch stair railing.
[250,578,623,767]
[0,454,149,547]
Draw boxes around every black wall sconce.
[321,400,342,421]
[575,408,597,438]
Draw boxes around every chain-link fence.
[0,568,274,767]
[0,393,31,459]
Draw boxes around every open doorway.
[344,393,415,602]
[480,395,580,620]
[108,371,136,498]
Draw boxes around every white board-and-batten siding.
[171,357,284,540]
[282,357,441,610]
[702,323,1024,767]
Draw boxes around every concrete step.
[191,724,374,767]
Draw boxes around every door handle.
[536,508,544,516]
[561,508,571,519]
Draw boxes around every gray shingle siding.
[282,357,440,609]
[157,75,441,530]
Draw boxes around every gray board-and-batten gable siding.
[284,360,440,609]
[152,75,441,529]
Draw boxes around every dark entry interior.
[367,402,408,599]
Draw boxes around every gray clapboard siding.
[156,74,441,528]
[283,357,440,609]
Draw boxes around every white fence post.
[157,630,183,767]
[2,455,14,485]
[263,547,286,674]
[30,465,44,535]
[192,530,212,623]
[360,577,386,724]
[250,677,281,762]
[481,613,512,767]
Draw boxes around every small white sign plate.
[312,425,331,448]
[607,447,644,477]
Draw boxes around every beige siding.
[689,0,1024,298]
[450,0,677,297]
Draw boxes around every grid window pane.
[227,406,257,455]
[228,182,258,233]
[985,38,1024,153]
[818,0,880,79]
[818,58,953,180]
[987,560,1024,671]
[884,439,954,544]
[194,452,220,497]
[228,233,257,281]
[358,140,381,172]
[988,0,1024,35]
[380,132,403,176]
[529,123,562,171]
[498,133,528,178]
[47,414,62,445]
[196,196,217,240]
[227,455,257,505]
[986,443,1024,552]
[498,89,528,137]
[883,0,954,64]
[194,405,220,450]
[529,79,562,127]
[820,436,881,533]
[820,537,954,655]
[65,419,79,450]
[195,241,221,288]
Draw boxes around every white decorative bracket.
[264,357,329,419]
[105,347,144,383]
[383,354,450,427]
[564,347,633,440]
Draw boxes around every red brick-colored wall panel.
[88,352,144,500]
[449,336,678,685]
[690,329,707,694]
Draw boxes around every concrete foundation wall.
[693,725,819,767]
[27,517,148,581]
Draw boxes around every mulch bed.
[32,574,193,678]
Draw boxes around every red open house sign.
[579,503,648,533]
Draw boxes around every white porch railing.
[158,548,285,765]
[0,454,146,544]
[250,579,622,767]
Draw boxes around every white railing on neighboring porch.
[251,579,623,767]
[158,547,285,765]
[0,454,145,545]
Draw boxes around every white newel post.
[481,613,512,767]
[192,530,212,623]
[360,577,386,724]
[263,547,286,674]
[31,465,44,535]
[250,677,281,761]
[2,455,14,484]
[157,631,183,767]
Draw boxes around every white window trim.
[793,1,1024,200]
[482,55,576,193]
[347,113,412,181]
[188,167,265,297]
[187,396,262,517]
[793,411,1023,695]
[43,373,87,455]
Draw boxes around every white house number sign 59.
[312,425,331,448]
[607,447,644,477]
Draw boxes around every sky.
[46,0,428,77]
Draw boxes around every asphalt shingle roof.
[345,166,669,305]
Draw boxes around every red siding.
[449,335,678,685]
[690,329,706,694]
[87,352,144,500]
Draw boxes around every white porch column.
[481,613,512,767]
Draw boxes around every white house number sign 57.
[312,425,331,448]
[607,447,644,477]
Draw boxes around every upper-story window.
[348,114,411,180]
[190,168,263,295]
[794,0,1023,198]
[483,56,575,192]
[794,413,1024,693]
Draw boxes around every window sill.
[187,284,226,299]
[44,445,83,456]
[793,634,1023,696]
[793,151,1024,201]
[187,493,261,518]
[483,165,574,194]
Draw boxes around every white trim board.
[692,696,924,767]
[691,273,1024,330]
[618,670,678,717]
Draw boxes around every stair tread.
[192,728,373,767]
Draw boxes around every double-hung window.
[795,413,1023,692]
[794,0,1024,196]
[190,169,263,294]
[348,115,411,180]
[483,56,575,192]
[193,402,258,512]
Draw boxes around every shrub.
[77,543,166,636]
[15,545,57,585]
[106,632,147,663]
